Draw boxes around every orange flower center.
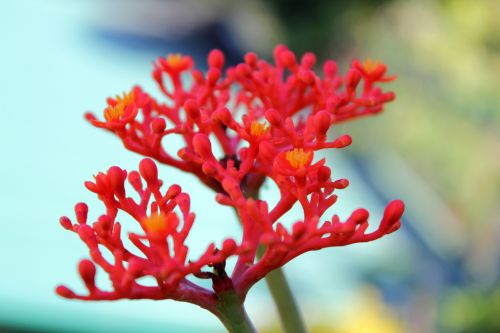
[363,58,381,74]
[143,212,168,234]
[104,91,135,122]
[250,121,270,137]
[285,148,312,168]
[166,53,184,69]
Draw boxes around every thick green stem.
[257,247,308,333]
[217,290,257,333]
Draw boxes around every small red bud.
[192,134,213,159]
[208,49,224,69]
[380,200,405,231]
[236,63,251,77]
[152,118,166,133]
[314,110,331,136]
[244,52,258,66]
[323,60,337,77]
[207,68,221,85]
[222,238,237,254]
[78,259,96,288]
[55,285,75,298]
[152,69,162,83]
[350,209,369,224]
[298,70,315,85]
[97,215,112,231]
[292,222,306,239]
[77,224,96,244]
[74,202,88,224]
[333,178,349,189]
[264,108,282,127]
[139,158,158,185]
[333,134,352,148]
[202,161,218,176]
[107,166,126,195]
[222,177,241,198]
[84,181,98,193]
[317,166,331,182]
[165,184,182,200]
[127,170,143,192]
[59,216,73,230]
[184,99,200,119]
[212,107,232,125]
[280,50,297,68]
[346,69,362,90]
[301,52,316,69]
[192,70,204,84]
[215,193,232,206]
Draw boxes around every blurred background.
[1,0,499,332]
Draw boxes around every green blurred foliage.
[440,288,500,333]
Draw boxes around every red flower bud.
[346,69,362,90]
[84,181,98,193]
[202,161,218,176]
[222,177,241,198]
[78,259,96,288]
[192,133,213,159]
[244,52,258,67]
[280,50,297,69]
[59,216,73,230]
[165,184,182,200]
[55,285,75,298]
[265,108,282,127]
[292,222,306,239]
[349,209,369,224]
[333,178,349,189]
[74,202,88,224]
[152,118,166,133]
[127,170,142,192]
[298,70,315,85]
[332,134,352,148]
[301,52,316,69]
[323,60,337,77]
[107,166,126,196]
[236,63,251,77]
[139,158,158,185]
[380,200,405,231]
[184,99,200,119]
[208,49,224,69]
[221,238,237,254]
[212,107,232,125]
[317,166,331,182]
[314,110,331,136]
[207,68,221,86]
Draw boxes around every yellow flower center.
[166,53,184,69]
[104,91,135,122]
[143,212,168,234]
[363,58,381,74]
[285,148,312,168]
[250,121,270,137]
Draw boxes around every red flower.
[58,46,404,329]
[57,158,404,306]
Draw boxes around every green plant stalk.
[217,290,257,333]
[257,247,308,333]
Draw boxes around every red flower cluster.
[59,46,403,316]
